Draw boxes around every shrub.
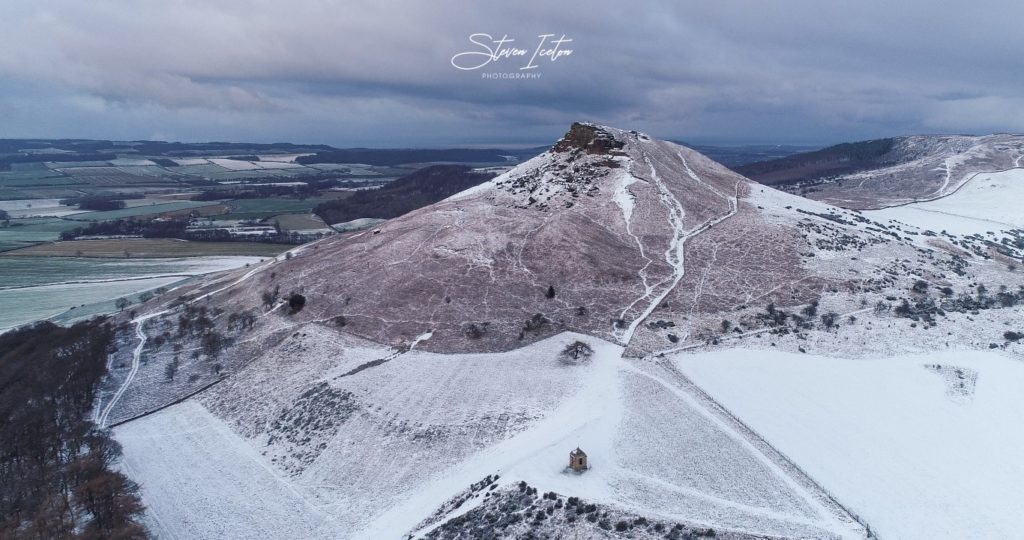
[894,299,912,316]
[464,322,488,339]
[288,293,306,314]
[524,313,548,332]
[560,341,593,363]
[1005,331,1023,342]
[164,356,180,381]
[261,287,279,307]
[801,301,818,318]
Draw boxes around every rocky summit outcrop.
[552,122,626,155]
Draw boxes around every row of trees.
[59,195,142,211]
[0,320,148,538]
[60,217,189,240]
[60,216,325,245]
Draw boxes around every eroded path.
[613,143,740,346]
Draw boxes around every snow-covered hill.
[773,134,1024,210]
[864,168,1024,235]
[98,123,1024,539]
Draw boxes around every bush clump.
[288,293,307,314]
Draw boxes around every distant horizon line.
[1,131,1019,151]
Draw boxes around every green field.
[69,201,220,221]
[270,213,329,231]
[0,168,80,187]
[222,198,330,220]
[0,218,82,250]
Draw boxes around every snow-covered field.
[257,153,315,163]
[0,198,84,218]
[252,160,305,169]
[675,348,1024,540]
[864,168,1024,234]
[208,158,265,171]
[116,402,347,539]
[0,275,183,331]
[116,332,863,539]
[0,256,263,330]
[170,158,212,166]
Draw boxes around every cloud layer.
[1,0,1023,146]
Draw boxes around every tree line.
[59,216,324,245]
[0,320,148,539]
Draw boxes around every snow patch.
[676,348,1024,540]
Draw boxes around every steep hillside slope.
[738,134,1024,209]
[154,123,748,356]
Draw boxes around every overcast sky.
[1,0,1023,147]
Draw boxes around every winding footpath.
[95,233,342,428]
[613,145,740,345]
[97,310,166,428]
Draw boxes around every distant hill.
[314,164,496,225]
[735,134,1024,209]
[733,138,897,185]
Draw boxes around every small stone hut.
[569,447,588,471]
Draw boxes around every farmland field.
[0,255,264,330]
[0,170,82,187]
[0,276,185,330]
[69,201,221,221]
[269,213,328,231]
[0,217,82,250]
[3,238,288,258]
[676,348,1024,540]
[0,198,84,218]
[222,198,330,220]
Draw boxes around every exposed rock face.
[552,122,626,155]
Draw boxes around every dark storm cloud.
[1,0,1023,146]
